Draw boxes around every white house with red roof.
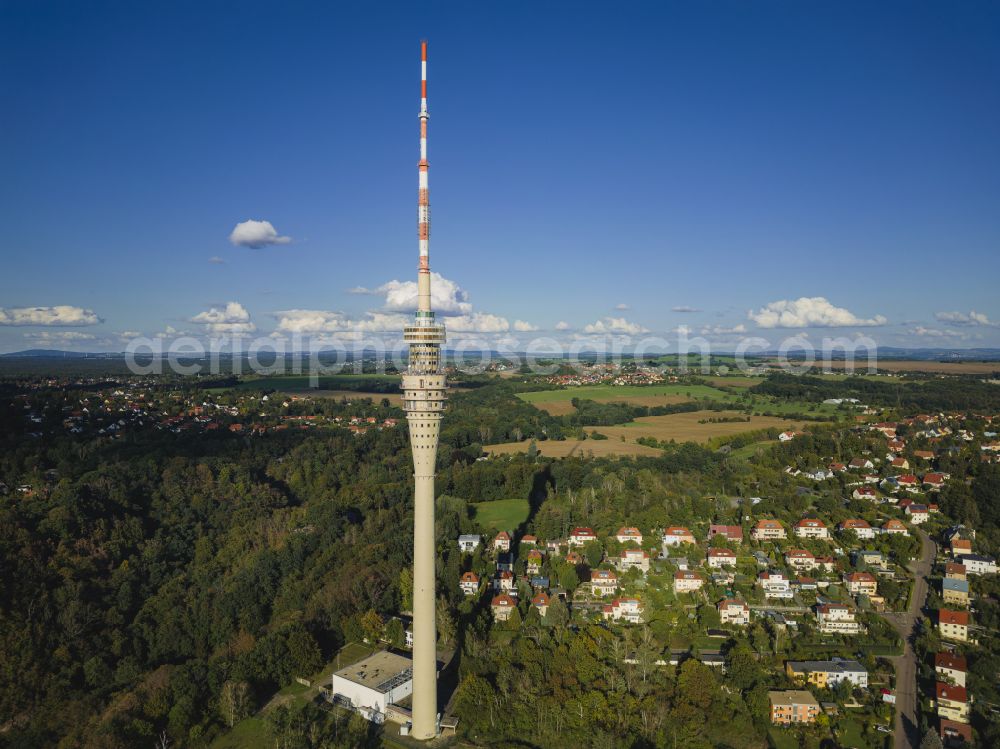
[673,570,704,593]
[708,524,743,544]
[838,519,875,539]
[752,519,786,541]
[718,598,750,626]
[590,569,619,596]
[905,504,929,524]
[882,519,909,536]
[794,518,829,539]
[785,549,816,571]
[661,526,696,547]
[615,526,643,545]
[531,591,550,617]
[844,572,878,596]
[849,458,875,470]
[568,527,597,546]
[923,473,946,490]
[616,547,651,573]
[494,570,515,593]
[816,604,863,634]
[758,571,793,599]
[603,597,643,623]
[492,531,512,552]
[707,547,737,568]
[460,571,480,596]
[491,594,517,622]
[852,486,878,502]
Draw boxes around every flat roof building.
[330,651,414,724]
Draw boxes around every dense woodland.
[2,373,1000,747]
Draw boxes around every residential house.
[950,538,973,558]
[852,486,878,501]
[816,604,863,634]
[944,562,967,580]
[459,571,480,596]
[785,658,868,689]
[491,594,516,622]
[568,527,597,547]
[602,597,643,623]
[938,609,969,642]
[785,549,817,571]
[525,548,544,575]
[942,578,970,607]
[531,592,550,617]
[838,519,875,539]
[673,570,704,593]
[565,551,583,565]
[752,519,786,541]
[906,504,929,524]
[758,571,793,599]
[590,569,619,596]
[520,534,538,546]
[777,431,799,442]
[852,549,884,566]
[935,653,967,688]
[939,719,972,745]
[844,572,878,596]
[718,598,750,626]
[492,531,512,553]
[494,570,515,593]
[707,547,737,568]
[616,547,651,573]
[769,691,821,725]
[913,449,935,461]
[814,555,836,573]
[615,526,643,545]
[849,458,875,470]
[923,473,947,490]
[897,474,920,491]
[882,519,909,536]
[661,526,696,547]
[708,524,743,544]
[458,534,481,553]
[957,554,997,575]
[496,552,514,572]
[794,518,829,539]
[935,682,970,724]
[891,457,910,470]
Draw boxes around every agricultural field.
[516,383,732,415]
[470,498,531,531]
[486,438,664,459]
[774,358,1000,375]
[591,410,811,445]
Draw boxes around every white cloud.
[23,331,96,342]
[375,272,472,315]
[229,219,292,249]
[513,320,539,332]
[935,310,997,327]
[910,326,968,339]
[273,309,347,334]
[447,313,510,333]
[700,324,747,336]
[154,325,192,339]
[748,297,887,328]
[0,305,102,326]
[190,301,257,334]
[583,317,650,335]
[671,306,701,313]
[555,321,571,331]
[118,330,143,340]
[614,303,630,311]
[348,286,375,295]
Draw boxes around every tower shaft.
[403,39,446,742]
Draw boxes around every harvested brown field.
[594,410,812,445]
[486,438,664,458]
[529,393,696,416]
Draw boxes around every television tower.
[402,39,446,741]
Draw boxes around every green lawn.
[729,440,779,458]
[471,498,530,532]
[767,727,802,749]
[211,717,270,749]
[835,716,872,748]
[516,383,732,403]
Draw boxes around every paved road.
[879,529,935,749]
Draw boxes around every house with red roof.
[838,518,875,539]
[707,547,737,568]
[673,570,704,593]
[615,526,643,545]
[882,519,909,536]
[938,609,969,642]
[568,527,597,546]
[460,571,480,596]
[852,486,878,502]
[843,572,878,596]
[752,519,786,541]
[590,569,619,596]
[708,524,743,543]
[661,526,696,547]
[491,593,517,622]
[793,518,829,539]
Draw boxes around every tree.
[359,609,384,644]
[399,567,414,612]
[919,729,944,749]
[219,680,252,728]
[437,597,456,646]
[385,617,405,648]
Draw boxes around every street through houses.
[879,529,935,749]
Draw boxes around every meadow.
[470,498,531,531]
[485,438,664,459]
[516,383,731,415]
[594,411,809,445]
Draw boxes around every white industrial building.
[329,651,414,723]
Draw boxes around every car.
[877,726,893,734]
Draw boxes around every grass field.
[701,376,765,388]
[486,438,664,458]
[517,383,732,415]
[593,411,810,445]
[470,498,531,531]
[729,440,779,458]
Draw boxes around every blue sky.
[1,0,999,353]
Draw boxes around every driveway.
[879,529,935,749]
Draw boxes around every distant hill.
[0,349,120,359]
